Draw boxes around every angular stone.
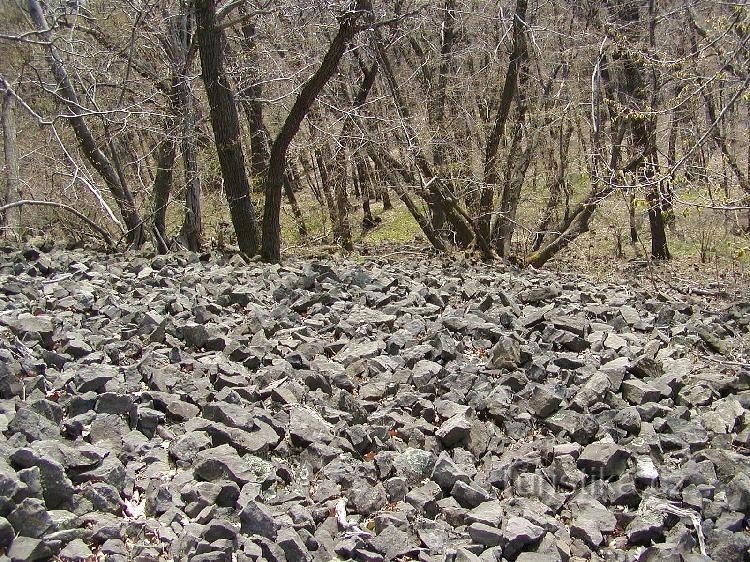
[526,384,563,418]
[513,473,564,512]
[451,480,492,508]
[6,536,52,561]
[7,408,59,442]
[58,538,93,561]
[577,441,630,479]
[9,447,74,508]
[487,337,521,370]
[502,516,545,559]
[7,498,54,538]
[431,452,470,492]
[392,448,436,484]
[467,522,503,547]
[239,500,278,539]
[726,473,750,513]
[571,372,611,411]
[194,445,272,487]
[436,412,472,448]
[621,379,663,405]
[288,407,333,447]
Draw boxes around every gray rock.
[7,498,54,538]
[369,524,417,561]
[9,447,75,508]
[436,412,472,448]
[612,406,642,434]
[431,452,470,492]
[487,337,521,370]
[502,516,545,559]
[571,372,611,411]
[726,472,750,513]
[526,384,563,418]
[513,473,564,512]
[239,500,278,539]
[288,407,333,447]
[58,538,93,561]
[405,481,442,516]
[348,481,387,516]
[467,522,503,547]
[4,313,54,347]
[6,536,53,561]
[7,408,59,442]
[0,516,13,548]
[194,445,272,487]
[626,513,665,546]
[578,441,630,479]
[451,480,493,508]
[621,379,663,405]
[543,455,585,490]
[277,527,310,561]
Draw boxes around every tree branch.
[0,200,115,248]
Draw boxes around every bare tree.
[1,86,22,239]
[195,0,260,256]
[26,0,145,246]
[261,0,373,263]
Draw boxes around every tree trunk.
[329,62,378,251]
[426,0,457,235]
[1,90,22,240]
[27,0,145,246]
[151,127,177,253]
[238,18,272,186]
[315,147,340,244]
[533,122,572,251]
[195,0,260,256]
[355,156,376,228]
[370,151,447,252]
[261,0,372,263]
[283,169,307,237]
[179,77,202,251]
[375,38,492,256]
[480,0,528,240]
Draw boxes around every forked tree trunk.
[315,147,341,243]
[261,0,373,263]
[370,151,447,252]
[238,17,307,237]
[195,0,260,256]
[151,114,178,253]
[480,0,529,241]
[27,0,145,246]
[329,62,378,251]
[1,90,22,239]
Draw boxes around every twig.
[334,498,371,538]
[703,355,750,368]
[0,200,116,248]
[641,498,706,556]
[41,273,75,284]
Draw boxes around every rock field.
[0,246,749,562]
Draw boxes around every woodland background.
[1,0,749,280]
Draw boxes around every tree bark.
[179,76,202,251]
[375,37,493,256]
[330,62,378,251]
[27,0,145,246]
[480,0,528,240]
[195,0,260,256]
[1,90,22,240]
[151,123,177,253]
